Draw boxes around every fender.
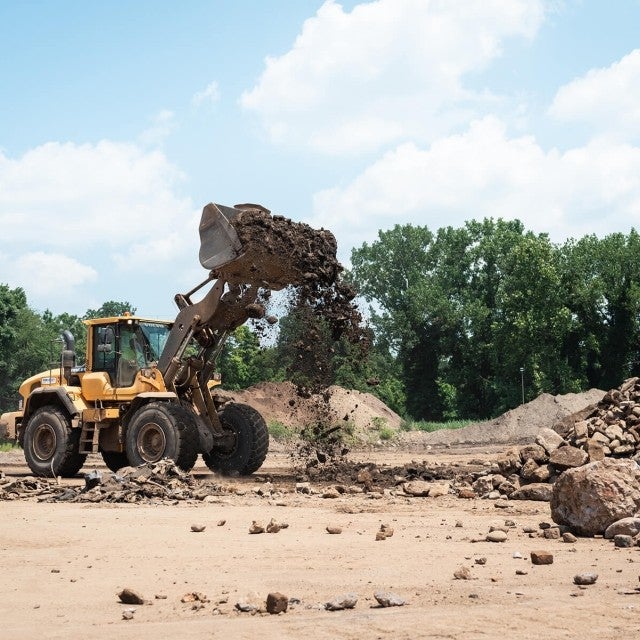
[124,391,178,424]
[24,387,79,422]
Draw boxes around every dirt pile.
[226,381,403,438]
[407,388,605,447]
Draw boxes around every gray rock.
[510,483,553,502]
[472,476,494,496]
[590,430,610,443]
[604,517,640,539]
[453,566,472,579]
[325,594,358,611]
[519,444,548,464]
[614,534,634,548]
[486,530,508,542]
[403,480,431,497]
[428,483,449,497]
[536,428,565,455]
[374,592,406,607]
[574,573,598,585]
[543,527,561,539]
[549,445,589,469]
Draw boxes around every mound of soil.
[403,389,606,447]
[224,381,402,440]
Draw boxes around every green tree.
[351,219,579,420]
[218,325,269,390]
[350,224,444,418]
[0,285,29,410]
[84,300,137,319]
[559,231,640,391]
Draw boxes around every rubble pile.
[465,378,640,502]
[0,460,228,503]
[553,376,640,457]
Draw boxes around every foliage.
[217,325,282,390]
[83,301,137,319]
[267,420,296,441]
[401,419,481,432]
[351,220,640,421]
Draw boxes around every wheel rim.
[136,422,166,462]
[33,423,56,461]
[215,429,238,458]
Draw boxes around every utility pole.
[520,367,525,405]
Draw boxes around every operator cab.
[89,316,171,387]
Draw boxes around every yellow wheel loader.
[0,202,300,478]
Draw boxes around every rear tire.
[203,403,269,476]
[23,406,86,477]
[125,402,198,471]
[100,450,129,473]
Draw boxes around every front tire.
[23,406,86,477]
[203,403,269,476]
[125,402,198,471]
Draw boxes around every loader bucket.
[198,203,245,270]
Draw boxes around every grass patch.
[0,441,19,452]
[267,421,296,441]
[377,425,396,441]
[369,416,396,442]
[401,419,480,433]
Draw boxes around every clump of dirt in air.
[213,205,369,467]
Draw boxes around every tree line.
[349,219,640,420]
[1,217,639,421]
[0,295,135,412]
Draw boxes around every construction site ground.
[1,438,639,640]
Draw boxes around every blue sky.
[1,0,640,319]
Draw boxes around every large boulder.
[550,458,640,536]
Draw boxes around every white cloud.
[241,0,546,154]
[0,140,200,315]
[549,49,640,140]
[310,117,640,257]
[0,140,190,249]
[2,251,98,308]
[192,81,220,108]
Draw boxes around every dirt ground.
[2,440,639,640]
